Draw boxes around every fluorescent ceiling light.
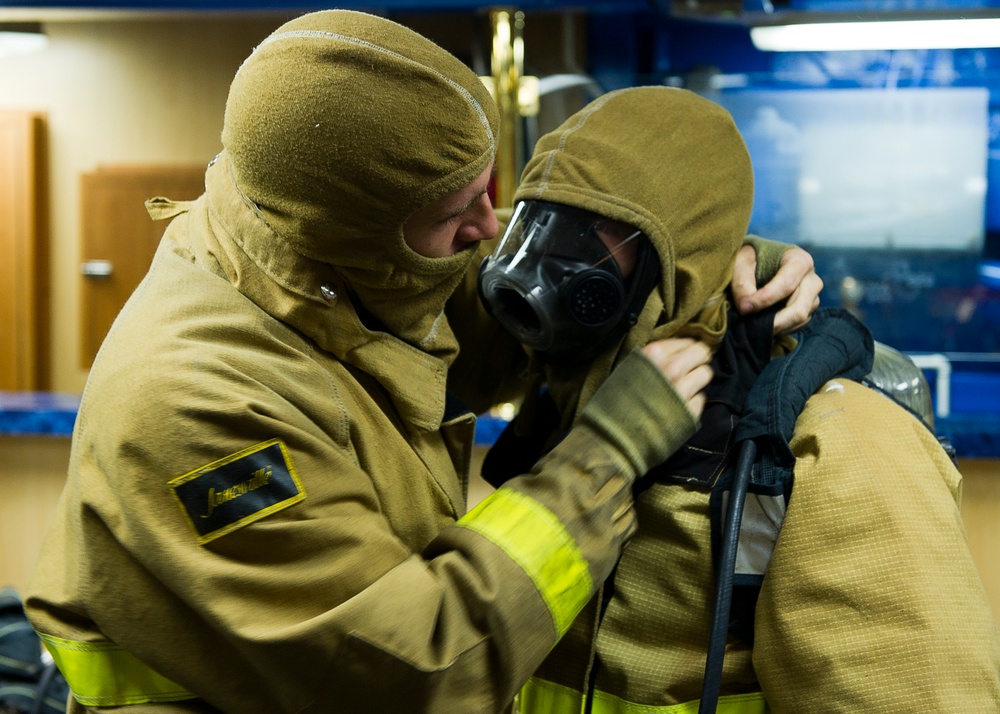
[0,22,46,59]
[751,18,1000,52]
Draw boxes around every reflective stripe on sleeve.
[37,633,197,707]
[519,677,770,714]
[456,488,593,636]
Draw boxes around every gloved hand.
[732,239,823,336]
[574,338,713,482]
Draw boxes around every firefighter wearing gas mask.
[479,200,660,365]
[480,87,1000,713]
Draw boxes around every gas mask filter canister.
[478,200,660,364]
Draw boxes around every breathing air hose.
[698,439,756,714]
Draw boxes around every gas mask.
[478,200,660,364]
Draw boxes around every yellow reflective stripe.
[457,488,592,635]
[517,676,583,713]
[38,633,197,707]
[519,677,770,714]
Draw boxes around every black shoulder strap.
[734,307,875,489]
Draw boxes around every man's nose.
[461,194,498,243]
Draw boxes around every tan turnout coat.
[510,87,1000,713]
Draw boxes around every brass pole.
[490,8,525,209]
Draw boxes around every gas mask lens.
[478,200,658,363]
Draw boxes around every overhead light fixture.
[750,17,1000,52]
[0,22,47,59]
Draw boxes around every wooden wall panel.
[79,165,205,368]
[0,436,71,594]
[0,110,48,390]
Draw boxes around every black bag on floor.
[0,588,69,714]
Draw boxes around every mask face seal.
[478,200,660,364]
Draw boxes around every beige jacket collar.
[157,154,451,434]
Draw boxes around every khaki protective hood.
[514,87,753,414]
[217,10,498,354]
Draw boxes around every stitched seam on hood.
[253,29,495,153]
[533,90,616,197]
[222,152,274,231]
[206,157,326,303]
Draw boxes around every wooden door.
[0,110,48,391]
[79,165,205,368]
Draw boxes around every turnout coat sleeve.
[753,379,1000,712]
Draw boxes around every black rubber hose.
[699,439,757,714]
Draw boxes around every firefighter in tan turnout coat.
[475,86,1000,713]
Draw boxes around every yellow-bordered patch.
[168,438,306,544]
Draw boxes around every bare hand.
[640,338,714,420]
[731,244,823,336]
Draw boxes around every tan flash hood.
[218,10,499,351]
[515,86,753,345]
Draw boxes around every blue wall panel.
[583,8,1000,425]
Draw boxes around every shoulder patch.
[169,439,306,544]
